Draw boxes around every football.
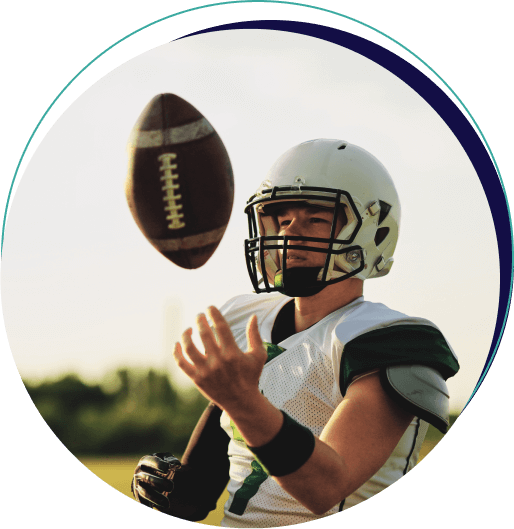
[125,93,234,269]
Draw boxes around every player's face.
[275,205,346,268]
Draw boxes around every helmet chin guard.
[244,139,400,297]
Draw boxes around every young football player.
[132,139,459,526]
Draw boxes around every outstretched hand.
[173,306,267,412]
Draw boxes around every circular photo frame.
[1,2,511,527]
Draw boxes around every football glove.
[131,452,181,512]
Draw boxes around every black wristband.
[248,411,316,477]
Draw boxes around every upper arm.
[320,371,414,494]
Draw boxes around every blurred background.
[1,28,498,524]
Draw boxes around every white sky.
[0,28,501,415]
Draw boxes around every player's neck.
[293,278,363,333]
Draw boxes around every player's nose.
[283,218,307,241]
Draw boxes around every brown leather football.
[125,94,234,269]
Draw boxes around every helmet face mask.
[244,139,400,297]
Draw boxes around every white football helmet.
[244,139,400,297]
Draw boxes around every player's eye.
[310,217,329,224]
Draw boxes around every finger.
[207,306,238,349]
[246,315,267,361]
[196,312,221,356]
[138,455,169,474]
[173,341,196,378]
[132,478,153,507]
[136,452,181,477]
[181,328,206,365]
[246,315,261,349]
[135,471,175,493]
[135,481,170,509]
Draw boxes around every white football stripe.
[151,225,226,251]
[132,117,214,148]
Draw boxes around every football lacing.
[158,152,185,230]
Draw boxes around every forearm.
[225,392,349,514]
[225,378,414,515]
[275,438,350,514]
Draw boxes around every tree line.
[23,369,458,457]
[24,369,208,456]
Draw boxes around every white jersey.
[218,292,458,527]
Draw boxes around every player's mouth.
[279,248,327,266]
[284,254,311,266]
[283,250,306,260]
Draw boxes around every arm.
[173,307,413,515]
[221,371,413,514]
[132,401,230,520]
[169,402,231,520]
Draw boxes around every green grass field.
[79,423,448,526]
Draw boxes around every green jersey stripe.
[340,324,460,394]
[228,460,269,516]
[263,341,286,363]
[226,342,283,516]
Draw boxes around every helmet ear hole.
[378,200,392,225]
[375,227,389,246]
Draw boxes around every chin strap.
[274,268,326,297]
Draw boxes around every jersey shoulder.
[334,301,460,393]
[334,300,439,345]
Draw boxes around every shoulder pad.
[380,365,450,433]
